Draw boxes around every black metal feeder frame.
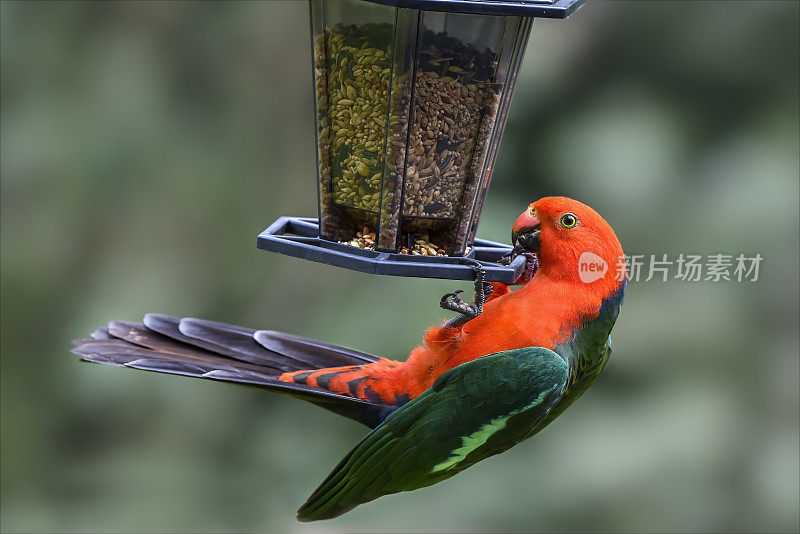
[258,0,584,282]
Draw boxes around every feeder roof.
[361,0,584,18]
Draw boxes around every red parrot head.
[512,197,625,286]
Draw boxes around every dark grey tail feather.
[253,330,378,368]
[107,321,243,364]
[144,313,378,371]
[143,313,246,358]
[90,326,111,339]
[71,315,392,428]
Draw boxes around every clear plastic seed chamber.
[258,0,583,281]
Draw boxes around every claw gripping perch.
[440,261,493,328]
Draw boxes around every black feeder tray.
[258,217,527,283]
[259,0,582,281]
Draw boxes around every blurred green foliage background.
[1,1,798,532]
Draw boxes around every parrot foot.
[499,243,524,266]
[440,290,475,315]
[517,252,539,284]
[500,248,539,284]
[441,263,491,328]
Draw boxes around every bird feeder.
[258,0,583,282]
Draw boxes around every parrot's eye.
[560,213,578,228]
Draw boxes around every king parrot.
[71,196,626,521]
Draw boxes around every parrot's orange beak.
[512,208,541,252]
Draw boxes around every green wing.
[297,347,569,521]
